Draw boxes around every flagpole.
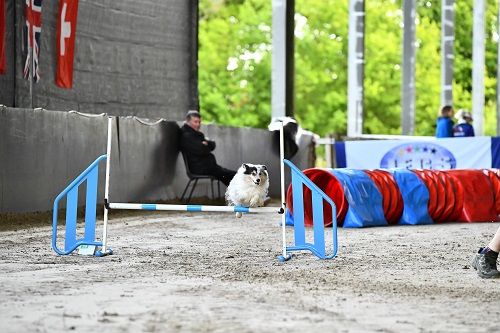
[29,45,33,108]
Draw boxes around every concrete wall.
[0,0,197,119]
[0,107,314,213]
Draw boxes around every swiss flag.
[0,0,6,74]
[56,0,79,88]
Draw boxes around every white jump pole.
[279,122,287,259]
[102,117,113,253]
[108,202,279,213]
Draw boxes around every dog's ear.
[242,163,251,174]
[261,165,267,170]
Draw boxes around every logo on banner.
[380,142,457,170]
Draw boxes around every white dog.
[225,163,269,218]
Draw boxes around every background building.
[0,0,314,213]
[0,0,198,118]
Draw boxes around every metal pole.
[272,0,287,118]
[401,0,416,135]
[497,0,500,135]
[102,117,113,253]
[285,0,294,117]
[441,0,455,107]
[472,0,485,135]
[189,0,199,110]
[29,43,33,108]
[347,0,365,137]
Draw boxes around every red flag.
[0,0,5,74]
[23,0,43,82]
[56,0,79,88]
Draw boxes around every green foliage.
[414,2,441,135]
[293,0,349,135]
[364,1,403,135]
[199,0,500,136]
[199,0,272,128]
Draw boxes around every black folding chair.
[180,152,221,203]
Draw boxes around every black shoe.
[476,251,500,279]
[471,247,484,270]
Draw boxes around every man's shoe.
[471,247,484,270]
[476,251,500,279]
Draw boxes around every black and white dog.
[225,163,269,218]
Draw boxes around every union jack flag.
[23,0,43,82]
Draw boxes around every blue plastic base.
[95,248,113,257]
[277,254,292,262]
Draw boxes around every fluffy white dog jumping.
[225,163,269,218]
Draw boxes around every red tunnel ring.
[286,168,348,227]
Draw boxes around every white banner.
[345,137,491,169]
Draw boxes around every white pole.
[401,0,416,135]
[108,202,279,213]
[272,0,287,118]
[440,0,455,107]
[497,0,500,135]
[102,117,113,253]
[280,122,287,258]
[472,0,485,135]
[347,0,365,137]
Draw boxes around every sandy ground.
[1,209,500,333]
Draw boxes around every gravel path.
[1,211,500,332]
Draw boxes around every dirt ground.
[1,209,500,333]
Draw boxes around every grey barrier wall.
[0,0,197,119]
[1,107,314,213]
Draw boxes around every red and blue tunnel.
[286,168,500,227]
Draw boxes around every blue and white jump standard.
[51,117,338,261]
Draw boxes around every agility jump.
[51,117,338,261]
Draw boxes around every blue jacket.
[453,123,475,137]
[435,117,454,138]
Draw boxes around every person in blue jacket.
[435,105,454,138]
[453,109,475,137]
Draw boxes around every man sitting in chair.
[179,110,236,186]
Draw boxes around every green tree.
[199,0,500,137]
[293,0,349,136]
[199,0,272,128]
